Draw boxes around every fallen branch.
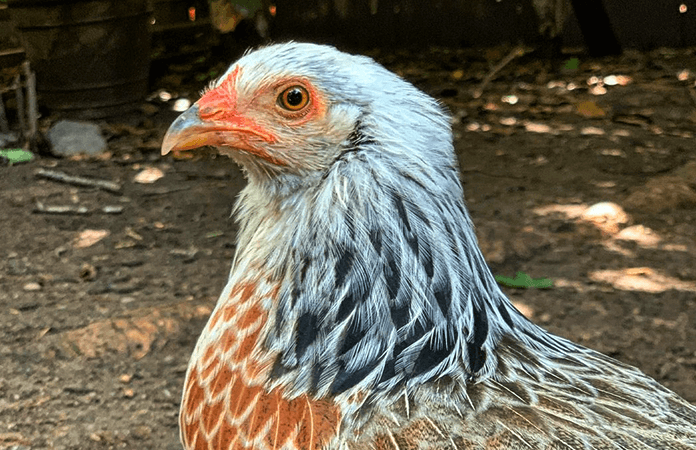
[472,45,527,99]
[35,168,122,193]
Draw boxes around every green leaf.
[495,271,553,289]
[563,57,580,71]
[0,149,33,165]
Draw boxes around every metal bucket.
[8,0,151,119]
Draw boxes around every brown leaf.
[576,100,606,118]
[73,229,110,248]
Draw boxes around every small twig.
[141,186,189,196]
[35,168,122,193]
[472,45,527,99]
[33,202,124,215]
[34,202,89,215]
[102,206,124,214]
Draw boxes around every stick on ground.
[472,46,527,99]
[35,168,122,193]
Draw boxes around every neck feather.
[228,113,572,414]
[229,123,551,409]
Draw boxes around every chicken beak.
[161,101,278,157]
[161,104,208,155]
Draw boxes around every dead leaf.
[579,202,630,235]
[451,69,464,80]
[133,167,164,184]
[576,101,606,118]
[73,229,110,248]
[613,225,661,248]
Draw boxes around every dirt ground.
[1,46,695,450]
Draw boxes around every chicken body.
[162,43,696,450]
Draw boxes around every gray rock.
[47,120,107,156]
[0,132,19,148]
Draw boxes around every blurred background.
[1,0,694,124]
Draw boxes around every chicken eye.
[279,86,310,111]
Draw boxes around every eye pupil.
[286,88,304,106]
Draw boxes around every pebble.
[0,131,18,147]
[132,425,152,439]
[23,282,41,291]
[119,374,132,383]
[47,120,107,156]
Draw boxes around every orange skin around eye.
[189,67,327,167]
[198,66,278,144]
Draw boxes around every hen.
[162,43,696,450]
